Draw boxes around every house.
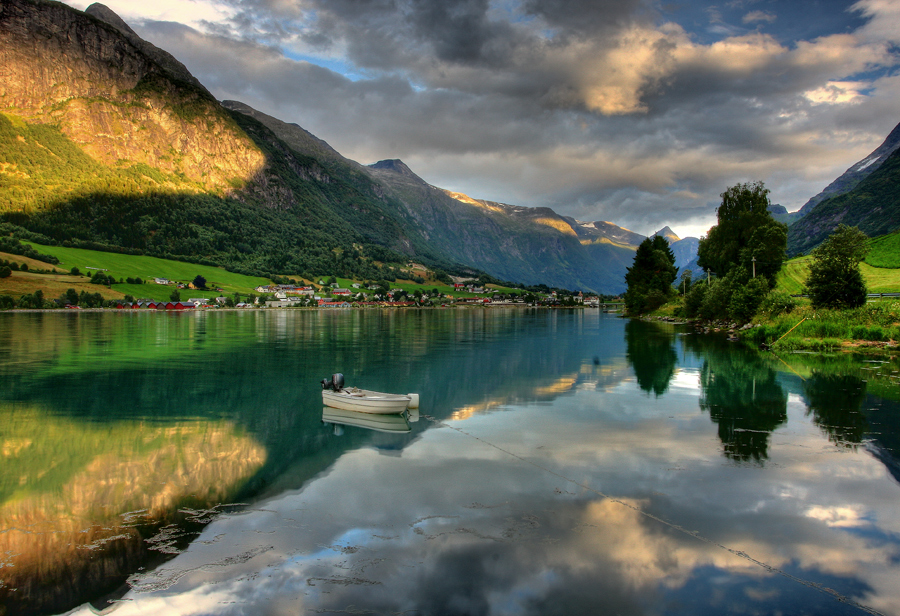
[188,298,209,306]
[215,297,228,304]
[351,283,361,289]
[454,283,465,289]
[154,278,170,285]
[332,288,351,296]
[317,300,351,308]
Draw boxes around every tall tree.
[806,224,869,309]
[624,235,677,314]
[697,181,787,285]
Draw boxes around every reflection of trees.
[803,374,868,449]
[686,335,787,464]
[625,320,677,397]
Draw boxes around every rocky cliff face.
[0,0,264,189]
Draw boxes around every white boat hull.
[322,388,411,414]
[322,407,411,433]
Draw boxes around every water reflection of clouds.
[67,383,900,616]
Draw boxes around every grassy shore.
[742,299,900,351]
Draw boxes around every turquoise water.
[1,309,899,615]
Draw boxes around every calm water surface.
[1,309,899,616]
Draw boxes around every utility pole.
[752,256,756,278]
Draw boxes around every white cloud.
[742,10,776,24]
[805,81,868,105]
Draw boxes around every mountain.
[223,101,641,293]
[0,0,263,190]
[651,226,680,243]
[767,204,802,225]
[788,146,900,255]
[796,121,900,216]
[1,0,666,294]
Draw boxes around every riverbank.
[643,298,900,353]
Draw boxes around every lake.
[1,309,899,616]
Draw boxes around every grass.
[775,255,900,295]
[740,299,900,349]
[15,242,271,299]
[0,271,126,302]
[866,228,900,269]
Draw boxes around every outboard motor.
[331,373,345,391]
[321,373,345,391]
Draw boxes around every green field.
[21,242,271,300]
[775,255,900,295]
[867,229,900,268]
[5,245,527,305]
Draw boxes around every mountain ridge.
[0,1,703,294]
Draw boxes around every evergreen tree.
[806,224,869,309]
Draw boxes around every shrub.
[683,283,707,318]
[850,326,886,341]
[699,278,732,320]
[728,276,769,323]
[0,266,10,279]
[759,291,796,317]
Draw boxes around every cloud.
[59,0,900,236]
[743,10,777,24]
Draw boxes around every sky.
[62,0,900,239]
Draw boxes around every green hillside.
[775,255,900,295]
[866,229,900,268]
[788,147,900,256]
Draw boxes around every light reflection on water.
[0,310,899,615]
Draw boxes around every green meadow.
[775,255,900,295]
[21,242,271,300]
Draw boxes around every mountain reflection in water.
[0,310,899,615]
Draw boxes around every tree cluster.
[686,182,787,322]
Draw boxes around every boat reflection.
[322,407,412,434]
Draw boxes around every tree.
[624,236,677,314]
[193,274,207,289]
[170,289,181,302]
[697,181,786,285]
[806,224,869,309]
[0,266,10,279]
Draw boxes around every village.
[106,277,603,310]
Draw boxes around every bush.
[850,325,886,341]
[759,291,796,317]
[728,276,769,323]
[683,283,707,318]
[0,266,10,279]
[699,278,732,320]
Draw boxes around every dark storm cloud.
[523,0,656,35]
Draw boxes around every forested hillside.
[788,147,900,256]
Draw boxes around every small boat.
[320,374,419,415]
[322,407,411,433]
